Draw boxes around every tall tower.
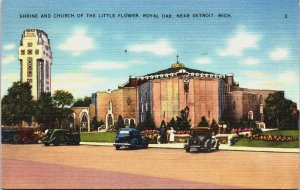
[18,29,52,99]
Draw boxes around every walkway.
[80,142,299,153]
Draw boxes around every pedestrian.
[159,121,167,144]
[169,127,176,143]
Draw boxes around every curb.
[80,142,299,153]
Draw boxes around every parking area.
[2,144,299,189]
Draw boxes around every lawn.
[80,132,116,143]
[233,130,299,148]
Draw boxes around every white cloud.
[52,73,107,98]
[242,58,260,65]
[2,55,17,64]
[3,44,16,51]
[245,71,266,78]
[128,40,175,56]
[269,48,289,60]
[278,70,298,84]
[58,29,94,56]
[83,61,128,70]
[218,28,260,57]
[195,57,212,65]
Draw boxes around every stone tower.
[18,29,52,99]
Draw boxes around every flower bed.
[175,130,191,135]
[244,133,297,142]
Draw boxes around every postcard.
[1,0,299,189]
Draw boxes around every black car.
[42,129,80,146]
[184,127,220,152]
[113,128,148,150]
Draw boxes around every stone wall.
[95,87,138,127]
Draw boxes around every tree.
[72,96,91,107]
[52,90,74,128]
[265,92,298,129]
[138,112,156,131]
[90,116,100,131]
[167,117,177,130]
[198,116,209,127]
[1,81,35,126]
[115,115,125,130]
[34,92,56,128]
[176,106,191,130]
[129,119,136,128]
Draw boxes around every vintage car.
[1,130,19,143]
[42,129,80,146]
[184,127,220,152]
[113,128,148,150]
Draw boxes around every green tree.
[34,92,56,128]
[129,119,136,128]
[138,112,156,131]
[52,90,74,128]
[90,116,100,131]
[167,117,177,130]
[115,115,125,130]
[176,106,191,130]
[198,116,209,127]
[72,96,91,107]
[1,81,35,126]
[99,119,105,126]
[265,92,298,129]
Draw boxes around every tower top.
[171,54,185,68]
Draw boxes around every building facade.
[89,60,282,129]
[18,29,52,99]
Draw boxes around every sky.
[1,0,299,105]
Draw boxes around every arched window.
[108,100,112,111]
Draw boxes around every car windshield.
[117,130,131,137]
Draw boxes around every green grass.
[262,130,299,137]
[233,130,299,148]
[80,132,116,143]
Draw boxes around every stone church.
[85,58,280,130]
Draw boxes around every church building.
[89,57,280,130]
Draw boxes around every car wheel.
[185,147,190,152]
[216,144,220,150]
[115,145,121,150]
[13,134,20,144]
[44,143,49,146]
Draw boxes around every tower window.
[27,42,32,47]
[27,71,32,77]
[27,79,32,83]
[208,111,210,118]
[21,50,25,55]
[27,49,32,55]
[46,61,49,79]
[233,101,236,110]
[27,57,32,64]
[35,49,39,55]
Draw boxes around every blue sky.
[1,0,299,105]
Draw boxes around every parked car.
[184,127,220,152]
[1,130,19,143]
[42,129,80,146]
[113,128,148,150]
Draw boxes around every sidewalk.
[80,142,299,153]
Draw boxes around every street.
[2,144,299,189]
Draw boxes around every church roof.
[144,66,217,77]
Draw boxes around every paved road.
[2,144,299,189]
